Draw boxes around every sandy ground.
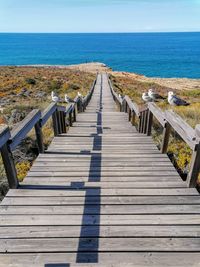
[66,62,200,91]
[28,62,200,91]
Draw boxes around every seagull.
[148,88,165,101]
[65,94,75,103]
[168,91,190,106]
[51,91,60,102]
[77,92,82,97]
[142,92,153,102]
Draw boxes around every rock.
[35,91,46,98]
[17,88,31,97]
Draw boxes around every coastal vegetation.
[110,73,200,182]
[0,64,199,199]
[0,66,95,199]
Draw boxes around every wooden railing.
[109,77,200,188]
[0,77,97,189]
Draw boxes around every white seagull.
[148,88,165,101]
[51,91,60,102]
[65,94,75,103]
[77,92,82,97]
[142,92,152,102]
[168,91,189,106]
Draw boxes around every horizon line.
[0,31,200,34]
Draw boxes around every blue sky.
[0,0,200,32]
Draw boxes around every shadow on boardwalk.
[76,76,103,263]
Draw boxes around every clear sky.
[0,0,200,33]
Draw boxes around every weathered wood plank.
[5,188,196,197]
[1,252,200,267]
[2,196,200,206]
[1,204,200,215]
[1,237,200,253]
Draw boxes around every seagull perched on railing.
[51,91,60,102]
[168,91,190,106]
[119,94,124,100]
[142,92,152,102]
[77,92,82,97]
[65,94,75,103]
[148,89,165,101]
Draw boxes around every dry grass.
[0,66,96,195]
[111,73,200,182]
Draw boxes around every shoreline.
[1,62,200,91]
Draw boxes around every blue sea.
[0,32,200,78]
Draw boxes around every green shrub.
[25,78,36,85]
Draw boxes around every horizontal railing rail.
[108,75,200,188]
[0,76,97,189]
[108,78,123,111]
[9,110,41,151]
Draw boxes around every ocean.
[0,32,200,78]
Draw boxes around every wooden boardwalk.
[1,73,200,266]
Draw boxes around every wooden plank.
[1,204,200,215]
[1,237,200,253]
[1,214,200,226]
[1,252,200,267]
[5,188,196,197]
[25,171,180,177]
[1,225,200,239]
[29,166,177,172]
[20,176,181,183]
[19,181,186,188]
[3,196,200,206]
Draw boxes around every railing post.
[73,106,77,122]
[187,125,200,187]
[52,110,59,136]
[131,111,136,126]
[54,111,61,135]
[146,110,153,136]
[138,113,142,133]
[128,108,132,121]
[141,112,145,133]
[143,110,148,134]
[34,121,45,153]
[119,102,122,112]
[61,111,66,133]
[161,122,171,154]
[187,142,200,188]
[69,111,73,127]
[1,143,18,189]
[122,99,126,112]
[125,102,128,113]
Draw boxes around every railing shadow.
[76,75,103,263]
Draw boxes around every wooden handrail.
[109,76,200,188]
[9,110,41,151]
[195,124,200,139]
[148,103,165,127]
[41,103,57,127]
[0,76,97,189]
[0,126,11,149]
[124,96,140,116]
[165,110,196,150]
